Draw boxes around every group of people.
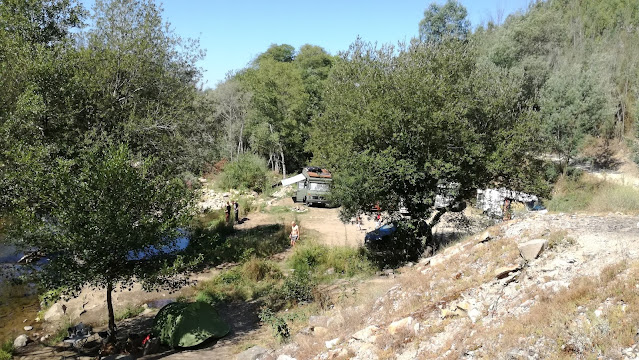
[354,212,382,231]
[224,201,240,224]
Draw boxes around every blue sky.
[83,1,530,88]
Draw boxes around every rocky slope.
[254,212,639,360]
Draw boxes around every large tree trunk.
[106,282,116,342]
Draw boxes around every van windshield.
[309,182,330,192]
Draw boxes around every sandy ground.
[236,196,378,248]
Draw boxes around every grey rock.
[14,334,28,348]
[519,239,547,261]
[44,303,65,322]
[237,346,270,360]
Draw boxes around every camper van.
[294,167,332,206]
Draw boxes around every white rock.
[388,317,413,335]
[595,309,603,317]
[468,308,482,323]
[352,325,379,343]
[24,326,33,331]
[14,334,28,348]
[325,337,340,349]
[277,355,296,360]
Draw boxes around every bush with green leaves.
[218,154,269,192]
[0,340,13,360]
[258,307,290,343]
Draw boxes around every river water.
[0,244,42,343]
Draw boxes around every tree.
[539,61,614,168]
[239,56,309,176]
[310,39,547,259]
[9,144,194,340]
[418,0,470,43]
[0,0,84,45]
[254,43,295,64]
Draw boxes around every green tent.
[152,302,230,348]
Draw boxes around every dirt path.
[236,197,378,248]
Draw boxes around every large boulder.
[44,303,65,322]
[519,239,547,261]
[14,334,28,348]
[352,325,379,343]
[388,317,413,335]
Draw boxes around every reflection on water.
[0,244,21,264]
[0,282,41,342]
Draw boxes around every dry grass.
[548,173,639,214]
[473,260,639,358]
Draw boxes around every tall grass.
[287,241,375,278]
[547,174,639,213]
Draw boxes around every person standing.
[290,221,300,247]
[356,214,362,231]
[225,202,231,223]
[234,201,240,223]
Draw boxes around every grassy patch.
[195,258,283,304]
[547,174,639,213]
[186,222,289,269]
[287,241,375,279]
[45,318,73,346]
[0,340,13,360]
[115,304,145,321]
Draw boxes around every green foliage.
[0,339,13,360]
[282,271,314,303]
[196,260,282,304]
[242,257,283,282]
[540,61,614,166]
[287,242,374,278]
[218,154,269,192]
[419,0,470,43]
[0,349,10,360]
[311,39,549,251]
[115,304,145,321]
[8,144,194,335]
[258,307,290,343]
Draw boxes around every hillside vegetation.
[2,0,639,358]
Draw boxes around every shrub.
[288,242,327,273]
[259,307,290,343]
[0,340,13,360]
[242,257,282,282]
[218,154,268,192]
[0,350,11,360]
[282,271,314,303]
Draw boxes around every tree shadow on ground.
[185,223,289,270]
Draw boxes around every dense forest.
[1,0,638,338]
